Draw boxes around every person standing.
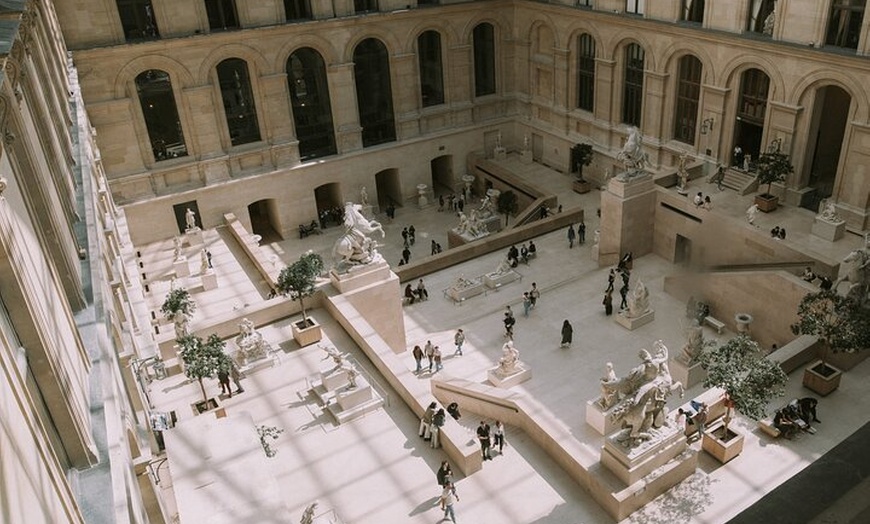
[433,346,443,372]
[420,402,437,439]
[431,239,438,256]
[401,227,409,244]
[438,194,445,212]
[567,224,576,249]
[415,279,429,301]
[402,246,411,265]
[492,420,506,454]
[230,362,244,394]
[409,225,416,245]
[425,341,435,372]
[603,290,613,316]
[520,243,529,264]
[619,282,629,311]
[503,311,516,340]
[431,408,446,448]
[454,329,465,356]
[578,221,586,244]
[412,345,424,374]
[437,461,453,487]
[529,282,540,308]
[606,269,615,293]
[522,292,532,317]
[477,420,492,460]
[217,369,232,398]
[560,319,573,348]
[440,482,459,523]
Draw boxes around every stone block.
[600,424,686,485]
[173,257,190,277]
[336,377,374,410]
[185,229,204,246]
[486,366,531,388]
[321,367,350,391]
[483,270,521,289]
[201,270,218,290]
[586,398,619,435]
[670,358,706,389]
[520,150,533,164]
[811,216,846,241]
[615,309,655,330]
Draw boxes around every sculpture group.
[332,202,385,268]
[616,127,649,180]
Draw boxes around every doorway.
[675,234,692,266]
[801,85,851,211]
[247,199,282,243]
[430,155,453,196]
[532,134,544,162]
[375,168,401,210]
[172,201,200,234]
[314,183,343,228]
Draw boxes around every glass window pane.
[673,55,702,144]
[577,34,595,112]
[418,31,445,107]
[117,0,159,41]
[622,43,644,126]
[474,23,496,97]
[288,48,337,160]
[136,70,187,160]
[354,39,396,147]
[217,59,261,146]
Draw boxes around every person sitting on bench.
[774,409,799,439]
[404,284,416,304]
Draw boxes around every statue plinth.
[446,278,485,303]
[201,270,218,290]
[520,149,533,164]
[493,146,507,161]
[669,357,706,389]
[600,423,690,485]
[483,270,521,289]
[487,365,531,388]
[811,216,846,241]
[173,257,190,277]
[320,365,351,391]
[185,229,204,246]
[585,398,620,435]
[615,309,655,330]
[329,260,390,293]
[607,173,654,198]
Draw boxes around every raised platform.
[615,309,655,330]
[585,397,619,435]
[445,278,486,303]
[811,216,846,241]
[173,257,190,277]
[601,423,688,485]
[310,375,385,425]
[486,366,532,388]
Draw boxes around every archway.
[247,199,282,243]
[430,155,453,196]
[800,85,851,211]
[314,183,343,228]
[732,68,770,169]
[375,168,401,210]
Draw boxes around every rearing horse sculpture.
[332,202,385,268]
[834,249,869,307]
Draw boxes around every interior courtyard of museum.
[2,1,870,523]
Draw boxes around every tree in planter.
[160,287,196,339]
[698,334,788,436]
[571,143,595,181]
[177,334,232,405]
[791,290,870,372]
[755,149,793,198]
[277,251,324,328]
[496,190,519,226]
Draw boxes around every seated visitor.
[528,241,537,256]
[802,267,817,282]
[520,244,529,264]
[447,402,462,420]
[774,409,799,439]
[819,275,833,290]
[404,283,416,304]
[771,226,781,238]
[415,279,429,300]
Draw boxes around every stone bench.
[768,335,820,374]
[223,213,280,292]
[703,315,725,334]
[758,418,781,438]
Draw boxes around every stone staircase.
[712,167,759,195]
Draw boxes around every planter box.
[292,318,322,347]
[572,179,592,194]
[754,194,779,212]
[802,360,842,396]
[192,398,219,415]
[701,423,744,464]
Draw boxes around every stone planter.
[754,193,779,212]
[192,398,219,415]
[572,179,592,194]
[802,360,842,396]
[734,313,753,334]
[701,422,744,464]
[292,317,323,347]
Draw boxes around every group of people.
[437,193,467,215]
[693,191,713,210]
[503,283,540,337]
[398,225,417,265]
[404,278,429,305]
[801,266,833,290]
[476,419,506,461]
[773,397,821,439]
[505,241,537,267]
[602,253,633,314]
[770,225,787,240]
[412,340,442,373]
[430,239,444,256]
[566,222,587,248]
[677,400,709,440]
[216,362,245,397]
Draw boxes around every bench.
[758,418,781,438]
[703,315,725,334]
[298,221,321,239]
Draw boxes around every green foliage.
[177,334,232,402]
[755,150,793,196]
[698,334,788,432]
[257,425,285,458]
[791,290,870,365]
[572,143,595,179]
[277,252,324,323]
[160,288,196,321]
[496,190,519,221]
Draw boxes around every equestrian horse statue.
[616,126,650,181]
[834,247,870,307]
[332,202,385,269]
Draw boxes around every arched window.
[205,0,239,31]
[576,34,595,112]
[622,43,644,126]
[135,70,187,160]
[284,0,312,21]
[673,55,702,144]
[354,39,396,147]
[287,48,336,160]
[473,23,496,97]
[681,0,704,23]
[418,31,444,107]
[216,58,261,146]
[117,0,159,41]
[827,0,866,49]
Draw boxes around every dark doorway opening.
[247,199,282,243]
[315,183,343,228]
[172,201,201,234]
[675,234,692,266]
[801,85,851,212]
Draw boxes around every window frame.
[287,48,337,160]
[136,69,188,161]
[826,0,866,49]
[216,58,262,147]
[205,0,239,31]
[576,34,595,112]
[418,30,445,108]
[117,0,159,41]
[473,23,497,97]
[673,55,702,145]
[621,43,645,126]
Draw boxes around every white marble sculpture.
[173,310,190,340]
[676,152,689,193]
[173,236,183,261]
[493,256,513,276]
[599,362,619,409]
[200,249,209,273]
[679,319,704,364]
[496,341,521,377]
[478,193,496,219]
[746,203,759,225]
[616,127,649,180]
[300,501,318,524]
[455,212,483,238]
[625,280,651,319]
[235,317,268,365]
[185,207,198,232]
[523,134,530,151]
[360,186,369,206]
[600,341,684,447]
[817,199,842,222]
[332,202,385,268]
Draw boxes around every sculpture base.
[336,377,374,410]
[483,270,521,289]
[615,309,655,330]
[418,196,429,209]
[586,397,619,435]
[478,215,503,234]
[670,357,706,389]
[520,150,533,164]
[445,278,486,303]
[329,260,390,292]
[320,365,351,391]
[173,257,190,277]
[494,146,507,160]
[447,229,490,248]
[487,366,531,388]
[185,229,204,246]
[811,216,846,241]
[601,423,687,485]
[201,270,218,290]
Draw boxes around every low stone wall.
[223,212,280,291]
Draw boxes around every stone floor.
[142,155,869,523]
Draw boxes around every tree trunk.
[198,377,207,403]
[300,297,308,323]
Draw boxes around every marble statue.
[835,248,870,307]
[200,249,209,273]
[173,236,183,261]
[185,208,198,231]
[300,501,318,524]
[599,362,620,409]
[320,345,359,387]
[332,202,385,268]
[360,186,369,206]
[456,212,481,237]
[746,203,759,225]
[235,317,268,365]
[524,134,530,151]
[600,341,684,447]
[496,341,521,377]
[743,154,751,172]
[625,280,651,318]
[616,127,649,180]
[817,199,842,222]
[493,256,513,276]
[676,152,689,192]
[449,274,477,291]
[321,344,345,368]
[478,193,496,219]
[173,310,190,340]
[679,319,704,364]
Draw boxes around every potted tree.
[791,290,870,396]
[754,149,793,212]
[177,334,232,413]
[697,334,788,463]
[160,287,196,340]
[571,143,595,194]
[496,190,519,227]
[277,251,325,347]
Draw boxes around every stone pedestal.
[487,366,531,388]
[336,377,374,410]
[615,309,655,330]
[591,244,599,261]
[445,278,486,302]
[329,260,391,293]
[670,358,706,389]
[600,424,688,485]
[520,150,533,164]
[598,174,656,267]
[494,146,507,160]
[201,270,218,290]
[586,398,619,435]
[483,270,521,289]
[321,366,350,391]
[185,229,204,246]
[811,216,846,241]
[173,257,190,277]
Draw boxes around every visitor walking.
[619,282,629,310]
[529,282,540,308]
[492,420,506,453]
[560,319,573,348]
[425,341,435,372]
[522,292,532,317]
[438,194,445,212]
[567,224,576,248]
[431,239,438,256]
[477,420,492,460]
[420,402,437,439]
[578,221,586,244]
[412,345,424,373]
[440,482,459,523]
[230,362,244,394]
[503,312,515,339]
[401,227,409,244]
[606,269,615,293]
[603,290,613,316]
[409,225,416,245]
[454,329,465,356]
[217,369,232,398]
[433,346,443,372]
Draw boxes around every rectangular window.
[673,56,702,144]
[576,35,595,112]
[622,44,644,126]
[826,0,866,49]
[577,0,592,6]
[284,0,312,21]
[418,31,445,107]
[205,0,239,31]
[354,0,378,13]
[626,0,645,15]
[681,0,704,24]
[117,0,159,41]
